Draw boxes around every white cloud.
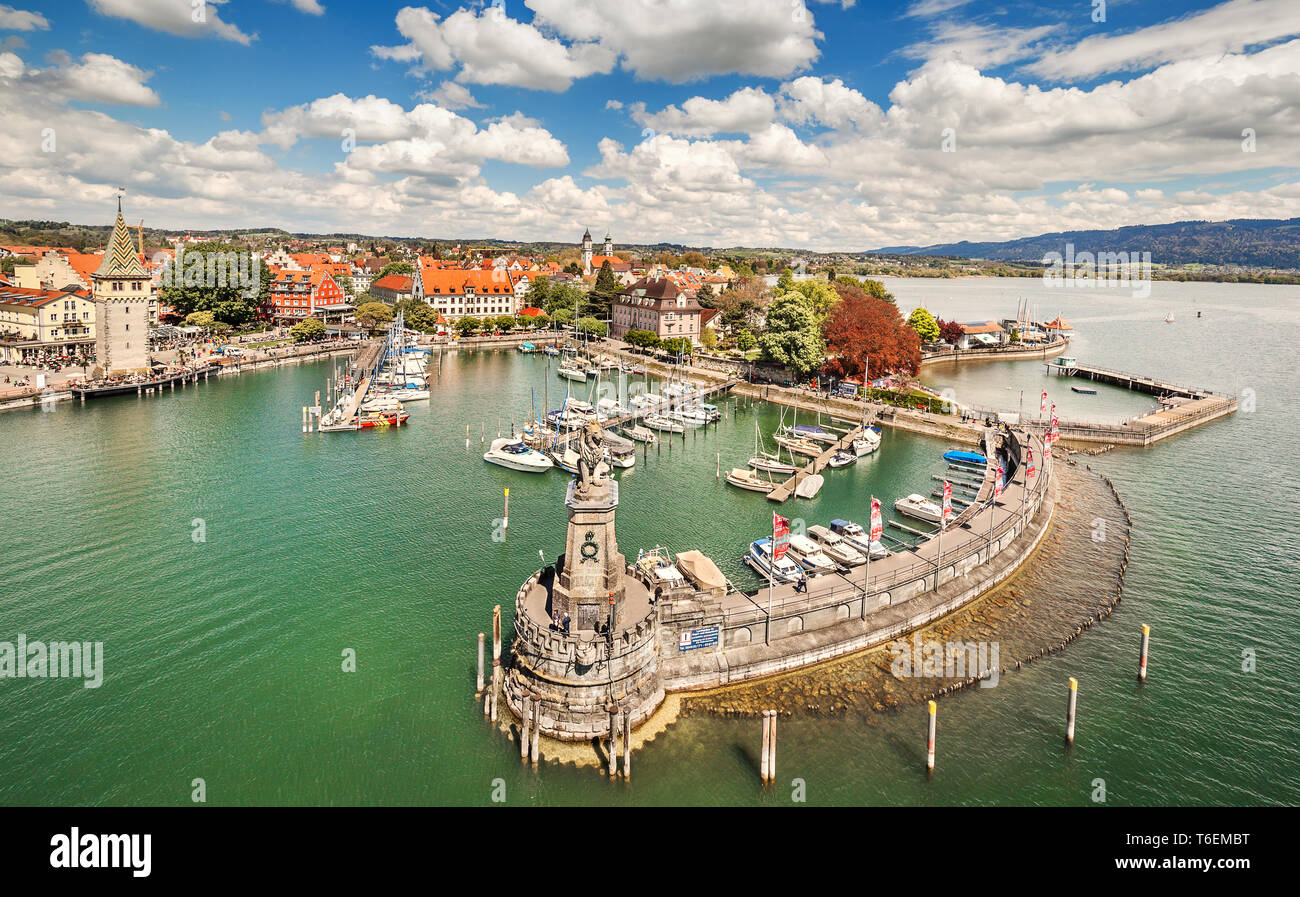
[1,50,160,105]
[904,0,973,17]
[1028,0,1300,80]
[631,87,775,136]
[278,0,325,14]
[527,0,822,82]
[88,0,254,44]
[372,7,614,91]
[903,22,1058,70]
[779,76,880,129]
[0,4,48,30]
[418,81,483,110]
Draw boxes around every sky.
[0,0,1297,250]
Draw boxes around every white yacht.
[483,437,554,472]
[557,360,589,381]
[852,426,882,456]
[746,538,801,583]
[895,493,944,524]
[806,525,866,566]
[829,519,889,559]
[785,534,838,575]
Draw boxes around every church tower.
[91,199,152,376]
[603,232,613,257]
[581,227,593,276]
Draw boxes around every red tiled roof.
[0,285,89,308]
[373,274,414,291]
[518,306,544,316]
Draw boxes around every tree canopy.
[758,292,824,378]
[823,291,920,380]
[289,318,326,342]
[355,301,394,330]
[907,307,940,342]
[376,261,414,280]
[159,240,269,326]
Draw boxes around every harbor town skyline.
[2,0,1299,250]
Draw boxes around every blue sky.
[1,0,1297,248]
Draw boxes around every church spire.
[94,201,147,278]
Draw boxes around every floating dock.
[767,420,875,502]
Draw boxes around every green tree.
[695,283,717,307]
[456,316,482,337]
[907,307,941,342]
[544,282,582,316]
[376,261,414,280]
[160,241,270,325]
[356,301,394,330]
[184,310,217,328]
[624,329,660,349]
[289,318,326,342]
[701,327,718,350]
[861,278,895,304]
[493,315,516,332]
[523,276,552,310]
[777,268,795,292]
[336,274,354,295]
[735,328,757,352]
[552,307,575,326]
[394,299,438,333]
[758,292,824,377]
[785,279,839,319]
[576,316,608,337]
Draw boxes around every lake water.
[1,276,1295,806]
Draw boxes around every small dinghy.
[943,450,987,466]
[1071,386,1096,394]
[827,451,856,468]
[795,474,824,499]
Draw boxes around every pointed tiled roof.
[94,201,147,278]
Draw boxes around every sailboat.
[748,422,798,475]
[1164,311,1175,323]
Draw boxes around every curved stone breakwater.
[678,460,1131,720]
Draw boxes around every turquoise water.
[1,278,1296,805]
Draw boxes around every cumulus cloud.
[88,0,255,44]
[418,81,483,110]
[371,6,614,91]
[0,50,160,105]
[631,87,775,137]
[528,0,822,82]
[0,4,48,30]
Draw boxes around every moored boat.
[895,493,943,523]
[1071,386,1096,394]
[806,525,866,566]
[827,451,856,468]
[725,467,775,493]
[795,474,824,499]
[943,449,987,466]
[785,534,838,575]
[829,519,889,559]
[745,538,801,583]
[483,437,554,472]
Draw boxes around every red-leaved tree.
[823,282,921,379]
[936,317,964,345]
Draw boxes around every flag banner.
[994,464,1005,499]
[773,513,790,559]
[1040,389,1047,413]
[942,480,953,524]
[869,497,883,543]
[1044,439,1052,459]
[1026,446,1036,478]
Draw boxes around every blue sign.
[678,626,719,652]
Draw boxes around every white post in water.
[760,711,771,784]
[608,708,618,778]
[926,700,937,772]
[520,695,531,761]
[503,487,510,531]
[1139,624,1150,681]
[476,632,485,696]
[768,709,777,783]
[623,711,631,780]
[530,696,540,765]
[1066,677,1078,743]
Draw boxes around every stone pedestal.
[553,478,626,632]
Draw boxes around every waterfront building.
[414,266,519,321]
[611,277,703,344]
[265,267,346,320]
[369,274,414,303]
[90,200,152,375]
[0,285,96,364]
[955,321,1009,349]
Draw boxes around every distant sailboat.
[1164,311,1175,323]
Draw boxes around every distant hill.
[872,218,1300,268]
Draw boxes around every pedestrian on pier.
[796,571,808,594]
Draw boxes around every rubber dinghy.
[943,450,987,465]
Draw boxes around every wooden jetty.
[767,420,873,502]
[551,377,743,447]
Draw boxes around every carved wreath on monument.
[580,530,599,564]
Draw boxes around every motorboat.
[1071,386,1096,395]
[806,525,866,566]
[794,474,824,499]
[829,519,889,559]
[357,410,408,428]
[746,538,801,583]
[557,360,589,381]
[387,387,429,401]
[698,403,721,422]
[773,434,823,458]
[643,414,686,433]
[543,345,561,356]
[517,342,536,353]
[943,450,987,466]
[483,437,554,472]
[895,493,943,524]
[548,399,597,430]
[360,395,403,413]
[634,547,686,591]
[827,451,856,469]
[603,431,637,468]
[622,425,658,444]
[662,406,710,427]
[852,426,882,456]
[785,534,838,575]
[725,467,775,493]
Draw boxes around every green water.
[2,278,1297,806]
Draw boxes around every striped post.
[1139,624,1150,682]
[760,711,771,784]
[475,633,484,696]
[768,710,777,783]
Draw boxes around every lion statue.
[576,419,607,495]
